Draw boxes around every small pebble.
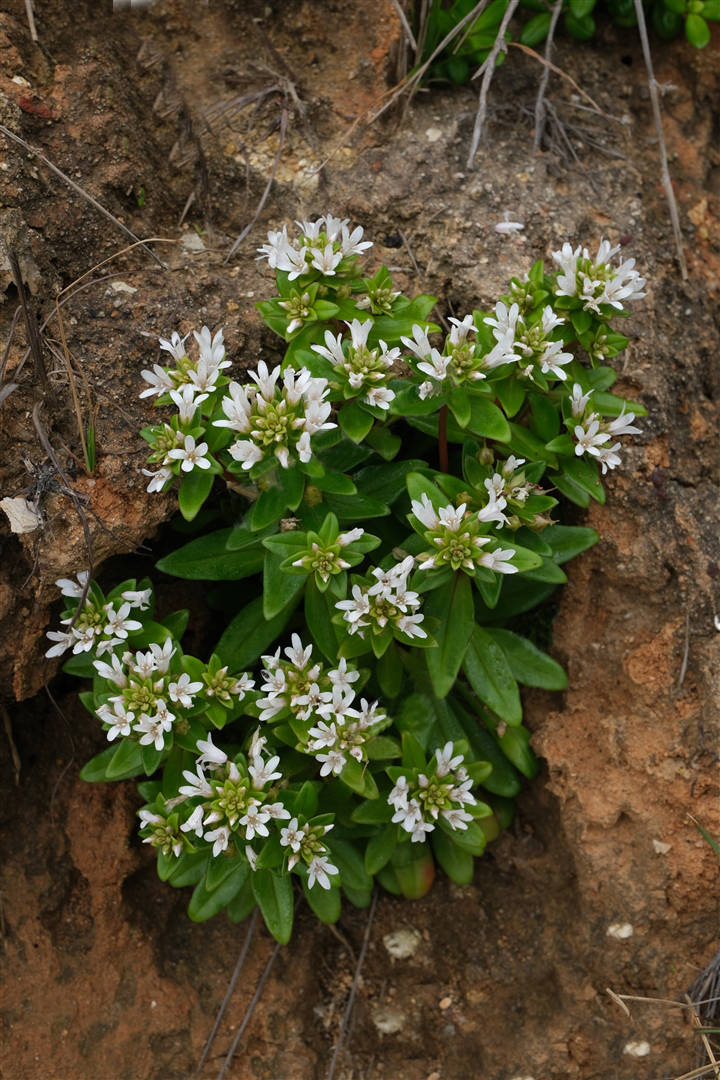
[383,928,421,960]
[425,127,442,143]
[607,923,634,939]
[439,996,452,1010]
[652,839,671,854]
[623,1041,650,1057]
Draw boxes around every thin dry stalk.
[391,0,418,52]
[52,307,91,472]
[216,942,281,1080]
[0,124,165,268]
[8,251,48,389]
[533,0,563,151]
[24,0,38,41]
[687,995,720,1080]
[193,910,259,1080]
[0,305,22,383]
[466,0,519,168]
[632,0,688,280]
[327,892,378,1080]
[508,42,605,115]
[1,705,20,785]
[677,609,691,688]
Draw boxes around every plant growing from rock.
[47,215,646,943]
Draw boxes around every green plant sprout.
[46,215,646,944]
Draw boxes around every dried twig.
[216,941,281,1080]
[192,910,259,1080]
[533,0,563,151]
[1,705,20,785]
[7,251,47,389]
[327,892,378,1080]
[632,0,687,280]
[0,124,165,268]
[687,994,720,1079]
[24,0,38,41]
[677,609,691,688]
[508,42,605,115]
[391,0,418,52]
[0,305,22,384]
[466,0,519,168]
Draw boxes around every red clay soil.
[1,2,720,1078]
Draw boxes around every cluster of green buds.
[261,513,380,594]
[310,318,400,411]
[410,493,518,576]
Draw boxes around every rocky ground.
[1,1,719,1078]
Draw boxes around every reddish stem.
[438,404,449,474]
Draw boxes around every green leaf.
[206,853,248,894]
[543,524,598,563]
[447,385,471,428]
[167,850,209,888]
[249,485,289,531]
[376,642,404,698]
[529,393,560,442]
[521,557,567,583]
[323,492,391,521]
[215,594,298,669]
[394,692,437,751]
[157,529,264,581]
[338,400,375,443]
[305,581,341,663]
[351,799,393,824]
[188,862,248,922]
[63,652,97,679]
[564,9,596,36]
[497,724,539,778]
[162,609,190,641]
[494,377,526,418]
[226,877,257,922]
[263,551,306,620]
[424,574,475,698]
[303,878,341,923]
[463,626,522,725]
[326,837,372,893]
[365,825,399,875]
[80,743,139,782]
[251,868,294,944]
[432,829,475,884]
[141,741,164,776]
[311,471,357,495]
[178,469,215,522]
[365,424,402,461]
[519,10,552,44]
[105,739,145,780]
[401,731,427,771]
[486,628,568,690]
[686,11,710,44]
[352,459,427,505]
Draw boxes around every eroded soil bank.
[1,2,720,1077]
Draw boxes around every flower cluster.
[552,239,647,314]
[483,302,573,383]
[214,361,334,470]
[388,742,476,842]
[140,326,228,493]
[45,573,148,658]
[257,636,390,775]
[402,316,498,397]
[174,734,290,859]
[311,318,398,410]
[93,646,253,751]
[568,383,642,474]
[410,494,517,575]
[257,215,372,279]
[335,556,426,641]
[279,817,339,890]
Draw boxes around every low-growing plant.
[46,215,646,943]
[418,0,718,86]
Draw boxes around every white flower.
[55,571,90,598]
[552,242,581,297]
[168,672,203,708]
[284,634,313,669]
[365,385,394,410]
[205,824,230,857]
[228,439,263,470]
[411,492,439,530]
[401,324,434,360]
[595,441,623,474]
[435,742,464,777]
[169,385,209,424]
[311,329,346,368]
[316,749,346,776]
[166,434,212,472]
[45,629,76,658]
[569,383,592,418]
[495,219,524,235]
[307,854,339,890]
[149,639,175,674]
[159,330,189,361]
[179,766,213,799]
[99,700,134,741]
[442,806,473,830]
[478,547,518,574]
[437,502,467,532]
[328,658,359,691]
[134,711,173,751]
[574,416,610,457]
[340,223,372,256]
[279,817,304,853]
[248,754,282,789]
[103,602,142,639]
[121,588,153,611]
[388,776,410,811]
[240,802,271,840]
[142,466,172,494]
[93,652,127,687]
[607,410,641,438]
[310,242,343,275]
[180,805,206,837]
[418,380,435,400]
[140,363,175,399]
[245,844,258,871]
[196,733,227,769]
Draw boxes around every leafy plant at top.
[417,0,718,87]
[46,214,647,943]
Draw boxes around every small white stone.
[371,1005,406,1035]
[425,127,442,143]
[1,496,42,533]
[607,923,634,940]
[383,927,422,959]
[623,1040,650,1057]
[11,75,31,87]
[495,220,525,235]
[108,280,138,295]
[652,839,671,855]
[180,230,206,252]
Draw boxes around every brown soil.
[1,1,720,1078]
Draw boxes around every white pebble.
[607,923,634,940]
[383,928,421,959]
[623,1041,650,1057]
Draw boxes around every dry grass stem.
[1,705,21,785]
[216,941,281,1080]
[391,0,418,52]
[466,0,519,168]
[327,892,378,1080]
[225,106,288,261]
[533,0,563,151]
[632,0,688,280]
[24,0,38,41]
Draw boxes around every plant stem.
[438,404,449,473]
